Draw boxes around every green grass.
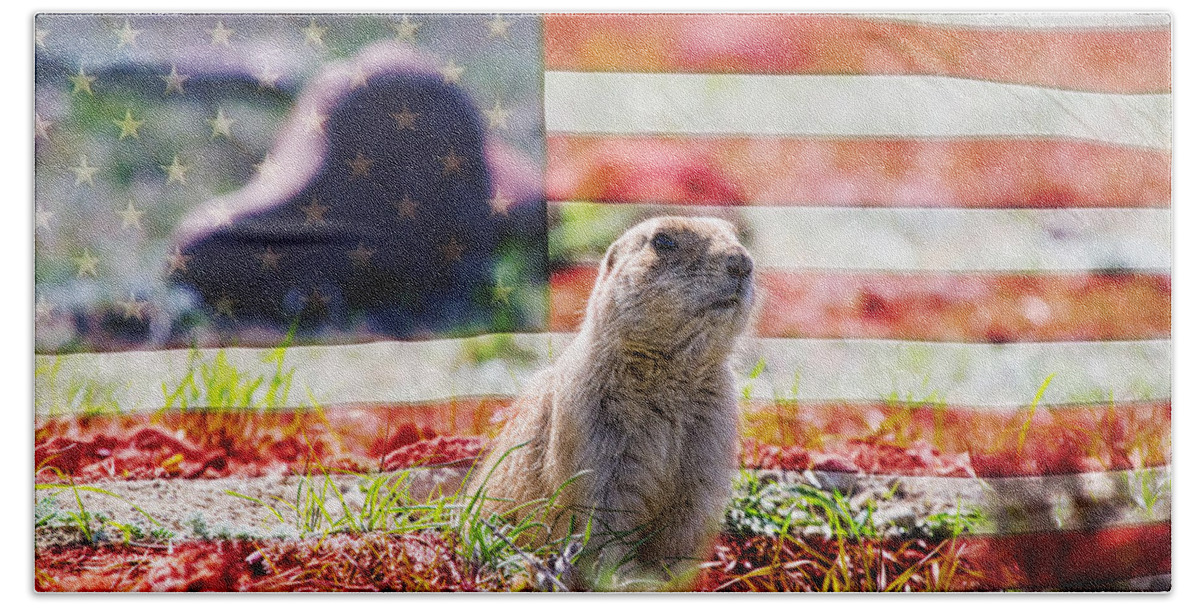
[877,389,949,449]
[159,336,295,414]
[714,471,985,592]
[1129,467,1172,520]
[35,467,170,547]
[225,440,597,590]
[923,500,988,542]
[231,458,989,590]
[221,435,704,590]
[150,334,312,454]
[725,470,986,543]
[35,356,124,417]
[35,339,1168,591]
[1015,374,1056,455]
[741,356,767,401]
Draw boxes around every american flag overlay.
[34,13,1170,592]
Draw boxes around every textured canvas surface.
[33,12,1170,591]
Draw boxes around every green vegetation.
[150,336,322,455]
[35,357,124,417]
[741,355,767,401]
[1016,374,1056,454]
[715,472,985,591]
[160,334,296,414]
[34,477,171,546]
[34,345,1170,591]
[220,441,596,590]
[726,471,985,542]
[1129,467,1172,520]
[877,389,949,449]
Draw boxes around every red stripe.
[34,524,1170,591]
[964,522,1171,590]
[742,400,1170,477]
[550,266,1172,342]
[36,400,1168,481]
[547,136,1171,208]
[701,523,1170,591]
[545,14,1171,94]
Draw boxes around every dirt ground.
[35,464,1170,549]
[35,467,469,546]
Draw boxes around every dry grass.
[697,534,982,592]
[245,533,510,592]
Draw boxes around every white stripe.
[554,203,1172,272]
[738,337,1170,407]
[33,466,1170,541]
[858,12,1171,29]
[35,334,1169,415]
[544,72,1172,150]
[36,336,547,416]
[975,466,1172,534]
[766,467,1171,535]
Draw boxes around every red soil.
[35,418,485,483]
[35,398,1169,483]
[36,523,1169,592]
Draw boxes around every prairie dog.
[465,216,755,589]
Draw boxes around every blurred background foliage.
[35,14,546,353]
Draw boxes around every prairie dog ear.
[599,240,622,279]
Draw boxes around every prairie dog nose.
[725,250,754,278]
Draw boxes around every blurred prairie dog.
[466,216,755,589]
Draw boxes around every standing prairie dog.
[465,216,755,590]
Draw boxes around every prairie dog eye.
[651,233,677,252]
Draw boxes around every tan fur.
[464,216,755,590]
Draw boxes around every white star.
[35,114,52,140]
[117,200,144,230]
[392,16,421,41]
[70,155,99,186]
[35,296,54,320]
[486,15,513,40]
[161,64,189,95]
[214,294,236,319]
[113,109,144,139]
[161,155,190,185]
[440,59,465,85]
[301,198,329,226]
[210,21,234,47]
[483,100,511,130]
[301,110,328,135]
[439,149,464,175]
[74,249,100,277]
[440,236,464,263]
[256,67,281,90]
[302,18,327,47]
[35,206,54,229]
[489,192,513,216]
[347,242,375,266]
[346,151,374,177]
[393,196,419,219]
[302,288,329,309]
[209,108,234,139]
[257,246,283,270]
[114,19,142,49]
[167,247,192,274]
[390,105,418,130]
[492,280,515,306]
[68,67,96,95]
[117,294,148,321]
